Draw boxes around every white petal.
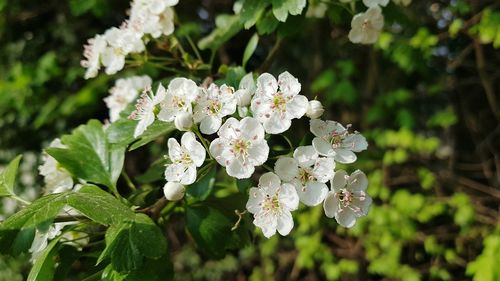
[246,187,265,214]
[256,73,278,97]
[174,111,193,131]
[312,157,335,183]
[247,141,269,166]
[293,146,318,167]
[312,137,335,157]
[330,170,348,192]
[323,191,339,218]
[343,133,368,152]
[297,181,328,206]
[157,107,176,122]
[276,211,294,236]
[264,112,291,134]
[334,149,357,164]
[274,157,299,182]
[200,116,222,135]
[279,183,300,210]
[278,71,301,97]
[227,158,254,179]
[286,95,308,119]
[352,194,372,216]
[181,165,197,185]
[335,209,357,228]
[134,112,154,138]
[217,117,240,139]
[209,138,230,167]
[348,170,368,191]
[240,117,265,141]
[259,172,282,193]
[167,138,182,161]
[254,214,277,238]
[164,163,184,182]
[181,132,206,166]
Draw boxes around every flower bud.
[174,111,193,131]
[163,182,185,201]
[234,89,252,107]
[306,100,324,119]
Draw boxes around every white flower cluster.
[104,75,152,122]
[347,0,412,44]
[81,0,178,79]
[128,71,371,237]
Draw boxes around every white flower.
[310,119,368,164]
[246,172,299,238]
[104,75,152,122]
[29,224,64,262]
[348,6,384,45]
[164,132,206,185]
[39,139,73,194]
[209,117,269,179]
[275,146,334,206]
[174,111,193,131]
[363,0,389,7]
[393,0,411,6]
[323,170,372,228]
[250,72,309,134]
[234,73,256,117]
[129,84,167,138]
[163,182,185,201]
[81,34,107,79]
[193,83,237,135]
[129,0,177,38]
[306,100,324,119]
[101,26,145,75]
[158,78,199,126]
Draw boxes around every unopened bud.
[163,182,185,201]
[174,111,193,131]
[306,100,324,119]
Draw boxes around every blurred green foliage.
[1,0,499,280]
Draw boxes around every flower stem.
[121,170,136,191]
[193,127,213,159]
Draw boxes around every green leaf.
[242,33,259,68]
[98,214,167,273]
[239,0,269,29]
[27,237,60,281]
[67,185,135,225]
[187,165,216,200]
[256,10,279,34]
[130,214,167,259]
[271,0,306,22]
[46,120,125,191]
[1,193,67,230]
[0,155,22,197]
[198,14,243,50]
[186,205,250,259]
[1,185,134,231]
[107,112,176,151]
[129,121,175,151]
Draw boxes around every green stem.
[121,170,136,191]
[193,127,213,159]
[262,164,274,172]
[186,34,203,62]
[11,195,30,205]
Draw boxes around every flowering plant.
[0,0,416,279]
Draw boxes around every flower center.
[272,93,287,112]
[298,168,314,185]
[173,96,185,109]
[178,151,193,165]
[231,138,251,158]
[337,189,353,207]
[208,100,222,115]
[262,194,281,213]
[362,19,370,29]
